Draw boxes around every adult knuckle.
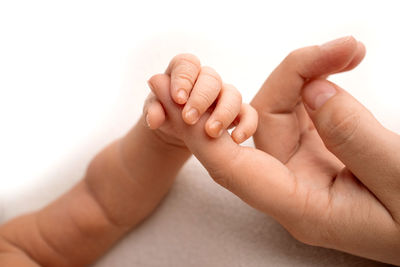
[321,107,361,150]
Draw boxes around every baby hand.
[143,54,257,145]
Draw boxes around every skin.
[2,36,399,266]
[0,56,257,266]
[0,121,191,267]
[148,54,257,142]
[149,37,400,265]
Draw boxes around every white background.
[0,0,399,218]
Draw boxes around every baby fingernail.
[184,108,199,124]
[176,89,188,104]
[210,121,223,137]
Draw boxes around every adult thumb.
[302,79,400,202]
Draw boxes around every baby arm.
[0,117,191,267]
[0,54,257,267]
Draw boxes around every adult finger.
[307,41,365,80]
[252,36,362,114]
[302,79,400,215]
[251,36,364,161]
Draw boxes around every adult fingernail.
[321,36,353,50]
[184,108,199,124]
[303,80,337,110]
[210,121,223,137]
[176,89,188,104]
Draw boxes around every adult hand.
[249,36,400,264]
[150,36,400,265]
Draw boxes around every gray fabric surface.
[0,150,392,266]
[93,156,391,267]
